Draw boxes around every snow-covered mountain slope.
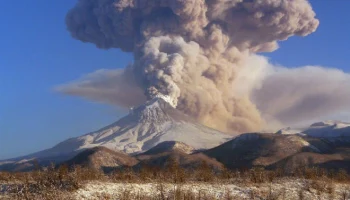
[303,121,350,137]
[69,98,231,154]
[2,97,231,165]
[141,141,195,155]
[276,120,350,138]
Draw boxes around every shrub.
[165,156,187,183]
[336,169,349,182]
[194,161,215,182]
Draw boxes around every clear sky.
[0,0,349,160]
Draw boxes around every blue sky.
[0,0,349,160]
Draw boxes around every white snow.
[2,179,349,200]
[73,180,350,200]
[276,127,303,135]
[15,159,35,164]
[287,136,320,152]
[0,161,14,165]
[172,142,194,154]
[276,120,350,138]
[74,118,229,154]
[303,120,350,138]
[310,120,350,127]
[74,182,251,199]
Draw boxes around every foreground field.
[74,180,350,200]
[1,163,350,199]
[2,179,350,200]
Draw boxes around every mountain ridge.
[1,97,350,172]
[0,97,231,171]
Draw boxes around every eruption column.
[66,0,319,133]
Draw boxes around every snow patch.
[276,127,302,135]
[304,121,350,138]
[73,180,350,200]
[287,136,320,152]
[276,120,350,138]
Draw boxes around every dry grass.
[340,187,350,200]
[89,183,240,200]
[1,161,350,199]
[0,164,80,200]
[99,189,204,200]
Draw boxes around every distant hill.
[203,132,350,172]
[64,147,138,170]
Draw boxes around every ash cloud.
[55,68,146,108]
[63,0,320,133]
[252,62,350,128]
[58,56,350,131]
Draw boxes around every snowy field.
[1,178,350,199]
[74,179,350,200]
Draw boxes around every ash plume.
[56,68,146,108]
[64,0,319,133]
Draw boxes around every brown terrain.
[63,141,224,172]
[203,133,350,172]
[2,132,350,173]
[64,146,138,170]
[58,133,350,173]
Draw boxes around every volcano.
[0,97,231,171]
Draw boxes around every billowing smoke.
[56,55,350,131]
[251,61,350,128]
[64,0,319,133]
[56,67,146,108]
